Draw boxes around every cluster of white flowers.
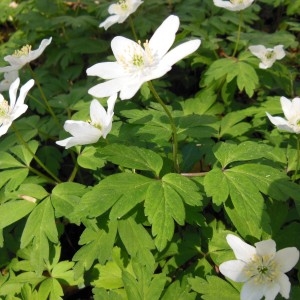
[220,234,299,300]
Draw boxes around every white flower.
[0,37,52,73]
[0,70,19,92]
[249,45,285,69]
[87,15,201,100]
[219,234,299,300]
[56,94,117,149]
[0,78,34,137]
[213,0,254,11]
[266,96,300,134]
[100,0,143,30]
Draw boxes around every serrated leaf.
[0,169,28,190]
[118,218,155,270]
[73,219,117,279]
[77,146,105,170]
[0,200,36,229]
[122,271,143,300]
[189,276,240,300]
[21,198,58,275]
[0,151,23,168]
[38,278,63,300]
[10,140,39,166]
[99,144,163,176]
[162,280,196,300]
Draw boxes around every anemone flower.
[0,78,34,137]
[87,15,201,100]
[56,94,117,149]
[219,234,299,300]
[100,0,143,30]
[0,37,52,73]
[213,0,254,11]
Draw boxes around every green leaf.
[9,140,39,166]
[0,169,28,190]
[0,200,36,229]
[99,144,163,176]
[38,278,63,300]
[118,217,155,271]
[189,276,240,300]
[21,197,58,275]
[0,151,23,168]
[73,219,118,279]
[122,271,143,300]
[162,280,196,300]
[77,146,105,170]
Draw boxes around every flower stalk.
[232,11,243,57]
[148,81,179,173]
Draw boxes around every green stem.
[294,135,300,182]
[27,64,61,127]
[129,16,138,42]
[148,81,179,173]
[232,12,243,57]
[12,125,61,183]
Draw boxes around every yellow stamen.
[13,44,32,57]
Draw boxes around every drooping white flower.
[87,15,201,100]
[0,37,52,73]
[213,0,254,11]
[100,0,143,30]
[0,70,19,92]
[219,234,299,300]
[0,78,34,137]
[266,96,300,134]
[249,45,285,69]
[56,94,117,149]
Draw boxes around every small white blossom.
[266,96,300,134]
[0,37,52,73]
[56,94,117,149]
[249,45,285,69]
[0,78,34,137]
[87,15,201,100]
[213,0,254,11]
[0,70,19,92]
[219,234,299,300]
[100,0,143,30]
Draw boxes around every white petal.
[149,15,179,59]
[255,240,276,257]
[86,62,126,79]
[106,93,117,116]
[162,39,201,66]
[226,234,256,262]
[290,97,300,120]
[99,15,120,30]
[88,78,125,98]
[263,283,281,300]
[274,45,285,60]
[27,37,52,62]
[0,122,12,137]
[0,65,19,73]
[90,99,107,125]
[8,77,20,109]
[10,104,28,121]
[119,79,143,100]
[266,113,295,133]
[63,120,100,137]
[280,97,293,120]
[15,79,34,108]
[111,36,143,64]
[219,260,248,282]
[259,61,273,69]
[274,247,299,273]
[241,279,265,300]
[277,273,291,299]
[249,45,266,59]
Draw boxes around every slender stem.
[68,159,79,182]
[232,12,243,57]
[129,16,138,42]
[27,64,61,126]
[148,81,179,173]
[27,165,57,185]
[12,125,61,183]
[294,135,300,182]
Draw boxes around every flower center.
[244,254,279,284]
[117,40,157,75]
[118,0,128,10]
[230,0,244,4]
[13,44,32,57]
[265,50,275,60]
[0,99,10,124]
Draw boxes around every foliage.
[0,0,299,299]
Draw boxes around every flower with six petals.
[100,0,143,30]
[219,234,299,300]
[249,45,285,69]
[56,94,117,149]
[0,37,52,73]
[0,77,34,137]
[87,15,201,100]
[266,96,300,134]
[213,0,254,11]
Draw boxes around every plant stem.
[293,135,300,182]
[129,16,138,42]
[148,81,179,173]
[12,125,61,184]
[232,12,243,57]
[27,64,61,127]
